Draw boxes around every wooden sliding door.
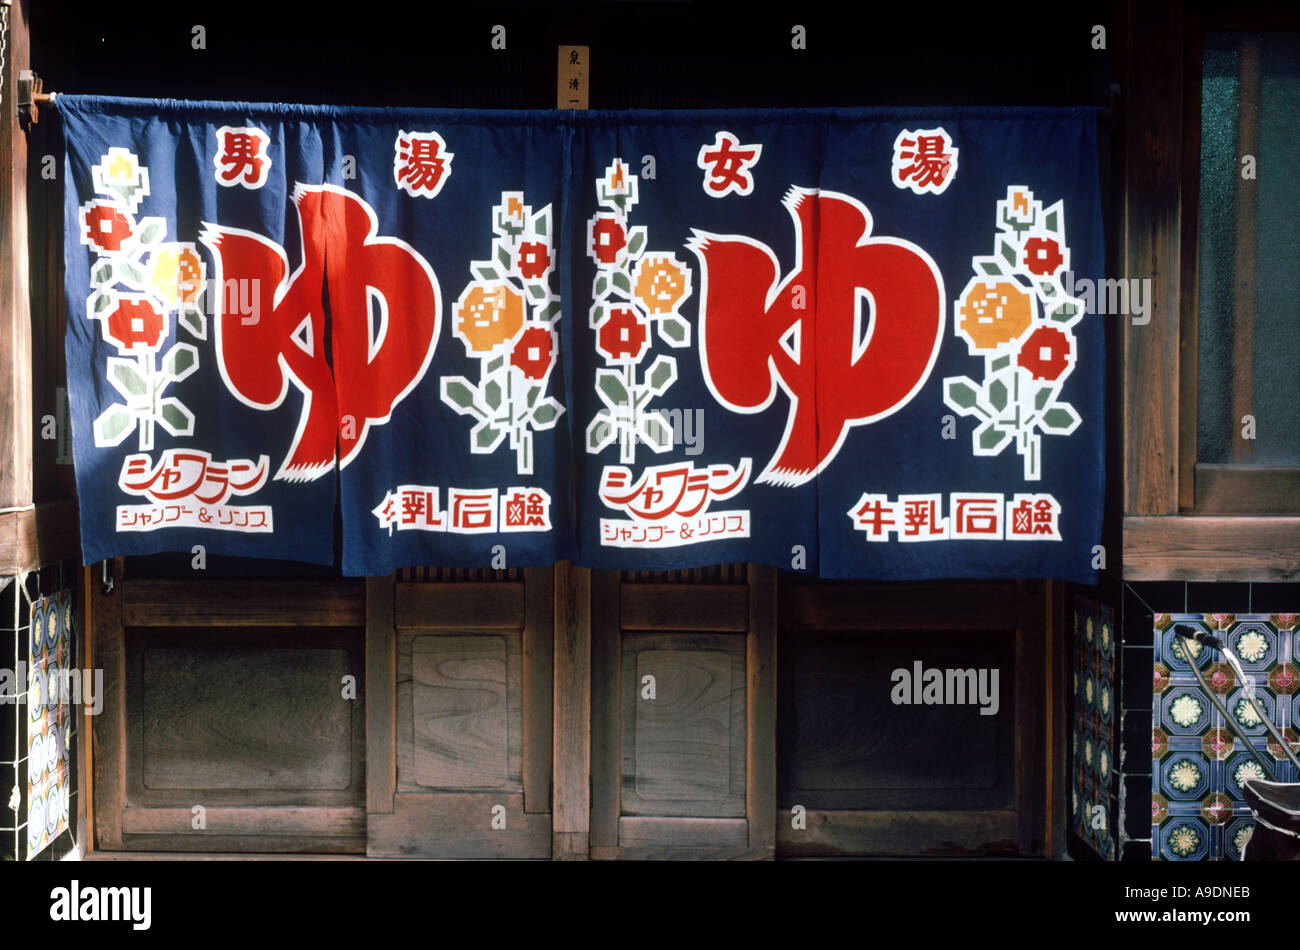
[590,564,776,859]
[366,567,553,858]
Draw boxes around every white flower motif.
[1236,631,1269,664]
[1234,761,1267,788]
[1170,694,1203,728]
[1169,759,1200,792]
[1234,699,1263,728]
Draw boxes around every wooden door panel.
[367,568,552,858]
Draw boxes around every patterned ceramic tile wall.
[2,564,81,862]
[1071,595,1117,858]
[1151,613,1300,861]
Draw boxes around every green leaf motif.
[596,369,630,408]
[1034,387,1053,410]
[475,422,502,450]
[627,229,646,257]
[1045,209,1059,232]
[645,356,676,395]
[484,378,502,410]
[1040,405,1081,434]
[999,238,1018,267]
[94,404,135,446]
[991,355,1010,372]
[178,306,208,340]
[611,271,631,295]
[979,260,1003,276]
[442,378,478,412]
[978,424,1010,451]
[92,293,113,316]
[91,260,115,286]
[473,264,499,281]
[110,360,147,398]
[119,260,147,287]
[527,282,547,301]
[533,210,549,237]
[945,378,980,411]
[1050,303,1078,323]
[136,219,165,247]
[988,378,1007,412]
[162,344,198,380]
[586,413,616,453]
[538,302,561,324]
[657,314,690,347]
[496,244,512,269]
[533,402,560,426]
[595,275,609,298]
[157,398,194,436]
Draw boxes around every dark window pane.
[1196,32,1300,466]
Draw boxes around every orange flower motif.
[957,279,1034,350]
[150,246,205,305]
[633,254,689,315]
[456,281,525,353]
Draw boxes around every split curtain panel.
[58,97,1105,581]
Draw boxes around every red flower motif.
[1017,325,1072,381]
[596,307,647,362]
[518,241,551,279]
[104,297,166,353]
[82,201,133,253]
[1023,236,1064,276]
[510,325,554,380]
[589,215,626,264]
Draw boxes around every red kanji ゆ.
[214,126,271,189]
[891,127,958,195]
[697,130,763,198]
[689,188,943,486]
[394,130,455,198]
[201,185,440,480]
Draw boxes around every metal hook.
[100,560,115,595]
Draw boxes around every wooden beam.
[121,578,366,626]
[552,561,590,858]
[90,557,125,850]
[394,580,524,629]
[746,564,776,858]
[1123,0,1184,514]
[620,583,747,631]
[0,497,79,573]
[521,566,554,814]
[0,0,33,510]
[775,809,1020,857]
[1123,515,1300,580]
[364,574,396,815]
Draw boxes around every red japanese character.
[201,185,440,480]
[891,128,958,195]
[697,131,762,198]
[689,188,944,486]
[214,126,271,189]
[394,130,454,198]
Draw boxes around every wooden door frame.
[589,564,777,860]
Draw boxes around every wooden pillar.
[550,43,593,861]
[0,0,33,510]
